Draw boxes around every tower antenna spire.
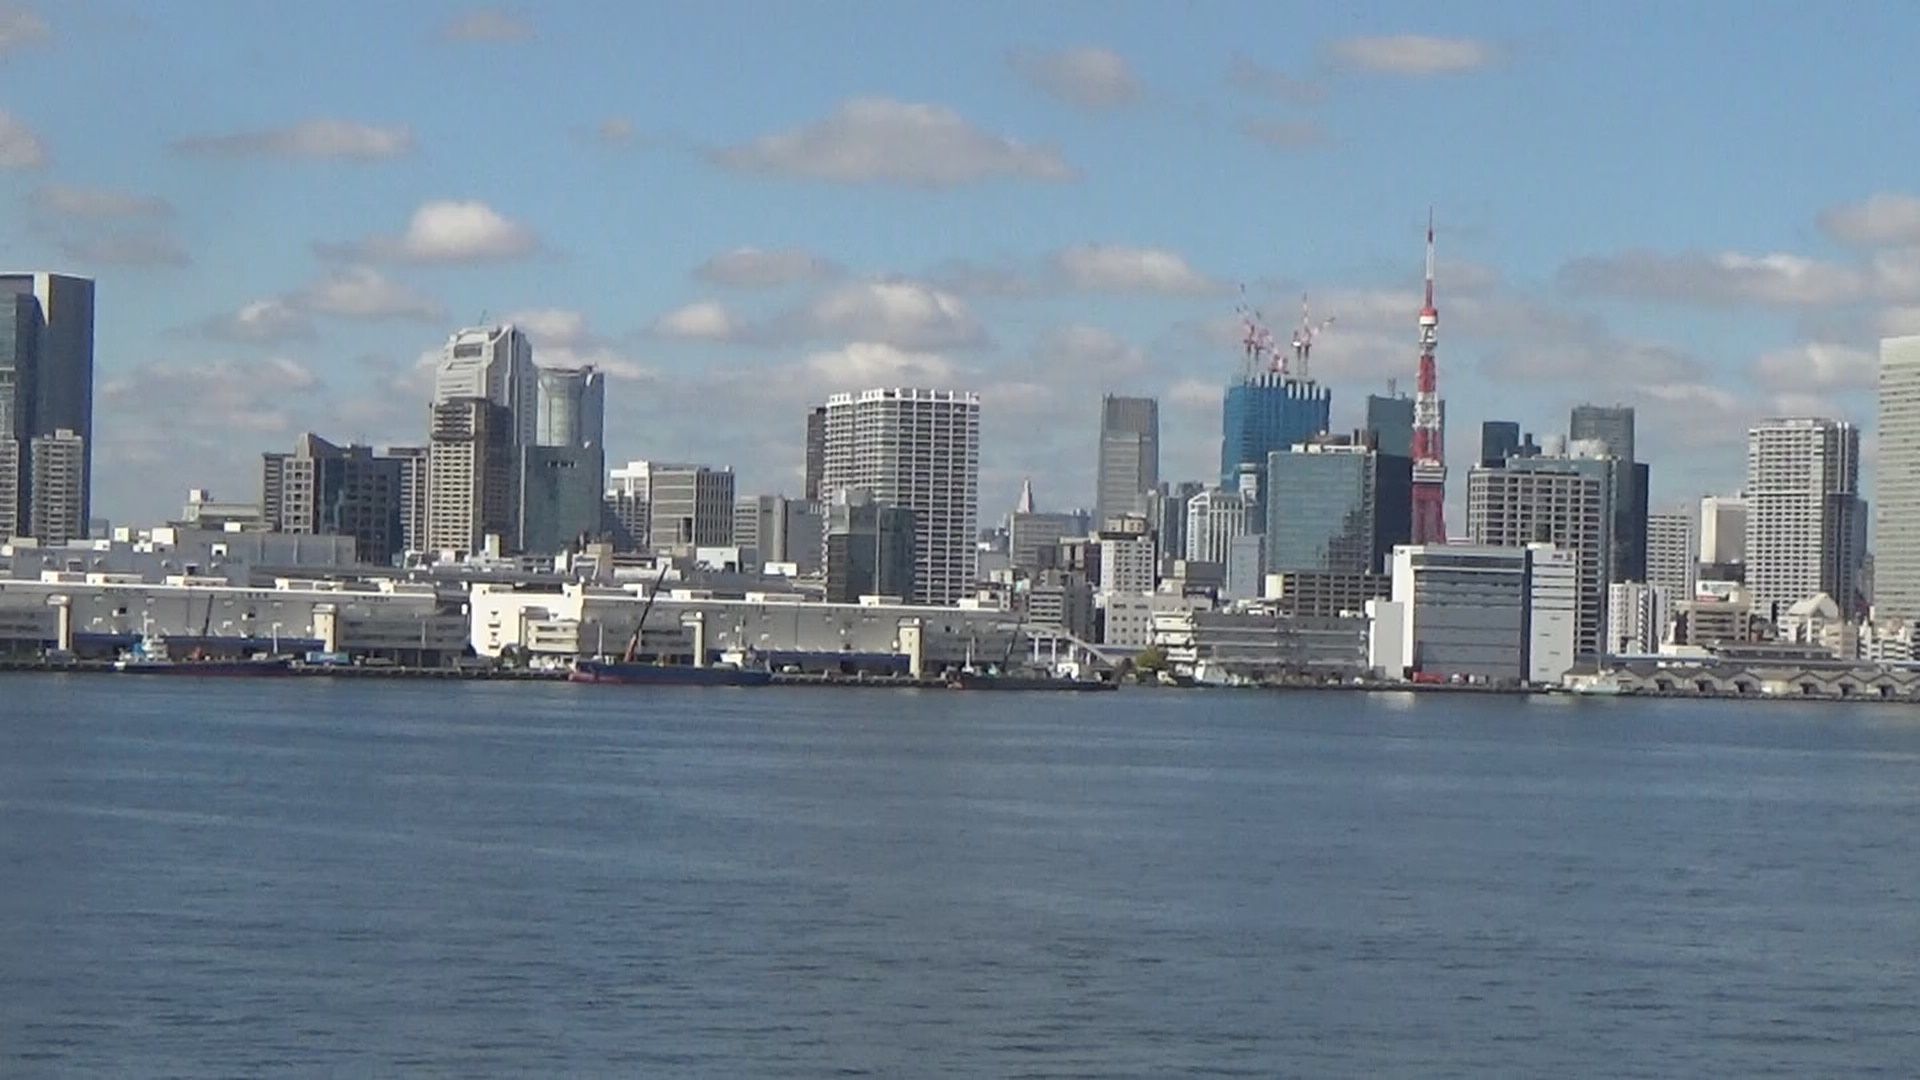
[1410,208,1449,544]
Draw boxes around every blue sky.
[3,0,1917,526]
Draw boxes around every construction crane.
[1289,294,1335,382]
[1235,284,1278,379]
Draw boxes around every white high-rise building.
[1184,487,1250,564]
[820,388,981,606]
[28,428,85,544]
[1744,418,1864,623]
[1875,335,1920,622]
[436,325,538,451]
[1607,580,1669,655]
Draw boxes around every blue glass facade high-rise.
[1219,375,1331,486]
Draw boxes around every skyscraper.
[534,365,605,450]
[384,446,431,555]
[821,388,980,606]
[1219,374,1330,486]
[425,398,515,555]
[262,433,405,564]
[1365,394,1414,459]
[28,429,85,544]
[1265,440,1380,575]
[1096,395,1159,523]
[1744,417,1864,621]
[1468,451,1616,658]
[0,273,95,534]
[436,324,538,451]
[1875,335,1920,622]
[1184,487,1251,564]
[1645,510,1698,601]
[825,490,916,603]
[1480,420,1522,468]
[1570,404,1648,582]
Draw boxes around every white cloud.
[799,280,987,349]
[195,298,315,343]
[503,307,588,345]
[1009,46,1142,109]
[1242,119,1330,151]
[591,117,635,145]
[1033,324,1148,378]
[1054,244,1221,295]
[442,9,533,42]
[1878,307,1920,338]
[28,183,170,218]
[0,109,45,168]
[653,301,739,341]
[1167,378,1224,412]
[61,232,189,268]
[711,98,1077,187]
[1329,35,1500,75]
[1559,250,1869,307]
[295,266,446,321]
[804,342,956,386]
[0,6,50,53]
[1751,343,1878,393]
[327,200,540,263]
[1819,193,1920,247]
[174,117,415,161]
[694,247,840,288]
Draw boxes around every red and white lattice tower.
[1410,212,1448,544]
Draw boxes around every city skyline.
[0,3,1915,523]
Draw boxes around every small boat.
[114,655,295,676]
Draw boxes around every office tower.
[1265,440,1377,575]
[1095,517,1156,593]
[803,406,827,501]
[534,366,605,450]
[0,273,95,528]
[1148,481,1204,564]
[1876,335,1920,622]
[1096,395,1159,523]
[425,398,515,555]
[1480,420,1521,468]
[1219,374,1330,486]
[1571,404,1647,582]
[825,490,916,603]
[436,324,538,451]
[1184,486,1250,564]
[517,445,602,555]
[263,433,405,564]
[1379,542,1575,684]
[736,494,827,572]
[1468,453,1615,657]
[1365,394,1414,459]
[821,388,980,606]
[1646,510,1698,600]
[384,446,431,555]
[1009,510,1086,572]
[1744,418,1864,621]
[28,429,85,543]
[650,465,735,551]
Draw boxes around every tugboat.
[569,565,773,688]
[114,593,294,676]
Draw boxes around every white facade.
[436,325,538,451]
[1103,590,1204,650]
[821,388,981,607]
[1097,533,1156,594]
[1700,494,1748,566]
[1184,487,1249,564]
[1525,544,1578,682]
[1389,544,1528,681]
[1744,418,1863,622]
[1875,335,1920,623]
[1606,580,1668,656]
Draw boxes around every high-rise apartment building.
[821,388,980,606]
[534,365,605,451]
[1467,452,1615,657]
[1646,510,1698,601]
[0,438,17,539]
[425,398,515,555]
[261,433,405,564]
[1744,417,1864,621]
[1219,373,1330,486]
[0,273,95,534]
[385,446,431,555]
[28,429,86,544]
[1095,395,1159,523]
[1875,335,1920,622]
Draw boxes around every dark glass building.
[1219,374,1330,486]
